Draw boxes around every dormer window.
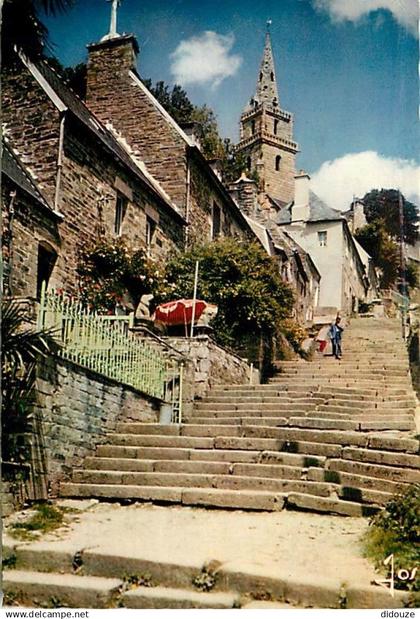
[259,72,263,81]
[270,72,274,81]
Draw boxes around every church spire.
[254,20,279,109]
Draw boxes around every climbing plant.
[76,238,168,313]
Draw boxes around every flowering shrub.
[280,318,307,352]
[77,238,167,313]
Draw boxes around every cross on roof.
[104,0,122,40]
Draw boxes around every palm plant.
[1,0,74,66]
[1,298,54,466]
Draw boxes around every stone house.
[1,142,61,298]
[2,52,186,300]
[229,172,321,325]
[277,172,372,314]
[85,34,254,246]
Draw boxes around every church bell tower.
[236,22,298,206]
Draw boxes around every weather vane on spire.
[266,19,272,33]
[104,0,122,39]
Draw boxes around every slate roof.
[2,142,53,212]
[22,56,185,222]
[276,191,344,224]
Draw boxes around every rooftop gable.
[19,54,185,223]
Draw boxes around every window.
[274,119,279,135]
[318,231,327,247]
[275,155,281,171]
[114,193,127,236]
[251,120,256,135]
[246,156,251,171]
[212,202,221,239]
[36,243,57,299]
[146,216,156,256]
[270,71,274,81]
[259,72,263,81]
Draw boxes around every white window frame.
[318,230,327,247]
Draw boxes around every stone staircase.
[61,317,420,516]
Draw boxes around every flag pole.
[190,261,199,338]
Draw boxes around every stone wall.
[31,356,159,496]
[1,176,61,297]
[165,336,257,417]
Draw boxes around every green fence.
[37,284,184,421]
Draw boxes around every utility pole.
[398,190,408,339]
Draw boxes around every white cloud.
[313,0,418,36]
[170,31,242,89]
[310,151,420,210]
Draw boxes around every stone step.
[277,369,409,377]
[216,384,411,396]
[327,458,420,483]
[60,483,287,511]
[3,570,123,608]
[84,459,309,479]
[122,586,239,609]
[201,396,415,408]
[103,430,418,456]
[342,447,420,468]
[286,493,380,517]
[307,467,411,496]
[194,402,313,412]
[71,470,333,496]
[200,396,325,405]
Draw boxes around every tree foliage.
[158,238,295,348]
[2,0,74,66]
[363,189,418,245]
[355,189,419,290]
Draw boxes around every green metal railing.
[37,283,185,421]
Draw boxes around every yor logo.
[374,554,418,597]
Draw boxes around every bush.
[159,238,295,352]
[364,485,420,591]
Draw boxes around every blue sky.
[44,0,419,208]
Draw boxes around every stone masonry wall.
[31,356,159,496]
[165,336,256,417]
[86,37,188,213]
[1,177,61,298]
[2,66,61,204]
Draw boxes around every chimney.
[350,198,367,232]
[179,121,204,152]
[291,171,310,223]
[86,34,139,122]
[228,172,258,217]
